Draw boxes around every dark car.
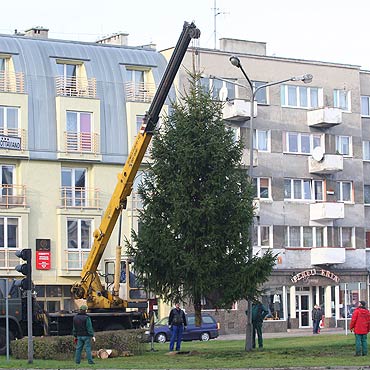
[147,313,220,343]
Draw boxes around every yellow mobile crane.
[70,22,200,325]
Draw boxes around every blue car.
[148,313,219,343]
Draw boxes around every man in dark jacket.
[312,304,323,334]
[252,301,269,349]
[168,302,187,351]
[350,300,370,356]
[73,304,95,365]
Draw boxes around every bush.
[10,329,147,360]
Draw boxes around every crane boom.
[71,22,200,309]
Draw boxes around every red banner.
[36,251,51,270]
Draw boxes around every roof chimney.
[24,26,49,39]
[96,32,129,46]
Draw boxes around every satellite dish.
[312,146,324,161]
[219,86,228,101]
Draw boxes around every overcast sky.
[1,0,369,69]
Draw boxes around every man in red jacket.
[350,300,370,356]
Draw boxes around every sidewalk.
[218,327,346,340]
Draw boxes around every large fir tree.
[127,75,276,320]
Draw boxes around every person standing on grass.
[73,304,96,365]
[252,300,269,349]
[312,304,323,334]
[350,300,370,356]
[168,302,187,351]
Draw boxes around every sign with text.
[0,135,21,150]
[36,239,51,270]
[291,268,340,284]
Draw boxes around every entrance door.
[296,293,311,328]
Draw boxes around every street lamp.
[228,55,313,351]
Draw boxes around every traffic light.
[15,248,32,290]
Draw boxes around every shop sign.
[291,268,340,284]
[0,135,21,150]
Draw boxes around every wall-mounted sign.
[291,268,340,284]
[0,135,21,150]
[36,239,51,270]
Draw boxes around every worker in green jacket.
[252,301,269,349]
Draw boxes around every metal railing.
[55,76,97,98]
[64,131,100,154]
[0,128,27,150]
[124,81,155,102]
[65,249,91,270]
[0,184,27,208]
[60,186,100,209]
[0,71,25,93]
[0,248,19,269]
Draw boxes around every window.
[253,225,272,247]
[285,226,324,248]
[336,181,353,203]
[336,135,352,156]
[281,85,321,108]
[136,115,145,134]
[226,125,240,143]
[253,177,271,199]
[254,129,270,152]
[284,179,323,201]
[57,62,78,95]
[366,231,370,248]
[328,226,354,248]
[0,106,19,135]
[361,96,370,116]
[253,81,267,104]
[364,185,370,205]
[66,218,92,270]
[284,132,322,154]
[61,168,87,207]
[0,217,18,248]
[0,165,14,201]
[363,141,370,160]
[200,77,236,101]
[66,111,92,152]
[334,89,351,111]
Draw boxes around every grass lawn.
[0,333,367,369]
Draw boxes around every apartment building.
[0,27,169,312]
[163,38,370,334]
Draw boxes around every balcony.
[241,148,258,167]
[307,107,342,128]
[125,81,155,103]
[60,187,100,209]
[308,154,343,174]
[55,76,97,98]
[311,247,345,265]
[222,99,257,122]
[0,184,27,208]
[0,71,25,93]
[64,131,100,154]
[310,202,344,221]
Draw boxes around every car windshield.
[155,317,169,326]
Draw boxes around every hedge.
[10,329,147,360]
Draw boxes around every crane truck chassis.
[0,21,200,355]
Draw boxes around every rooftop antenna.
[212,0,227,49]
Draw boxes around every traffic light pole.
[27,289,33,364]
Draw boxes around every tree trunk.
[194,299,202,327]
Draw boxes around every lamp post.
[228,56,313,351]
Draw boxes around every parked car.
[147,313,220,343]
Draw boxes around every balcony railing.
[311,246,345,265]
[310,202,344,221]
[308,154,343,174]
[0,248,19,269]
[307,107,342,128]
[0,184,27,208]
[222,99,257,122]
[0,128,27,151]
[55,76,97,98]
[65,249,91,270]
[241,148,258,167]
[0,71,25,93]
[60,186,100,209]
[125,81,155,102]
[64,131,100,154]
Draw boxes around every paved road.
[218,327,347,340]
